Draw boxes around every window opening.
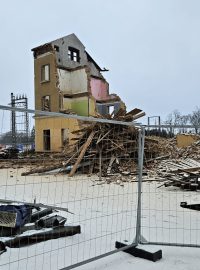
[42,95,50,111]
[61,129,69,146]
[41,64,50,82]
[108,105,115,115]
[68,47,80,62]
[43,130,50,151]
[54,45,59,52]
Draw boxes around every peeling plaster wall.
[90,78,109,100]
[57,68,88,94]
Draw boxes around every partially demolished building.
[32,33,125,152]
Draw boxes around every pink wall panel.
[90,78,108,100]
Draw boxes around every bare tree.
[165,110,181,134]
[178,114,190,133]
[165,110,191,134]
[189,107,200,134]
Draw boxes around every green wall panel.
[71,100,89,116]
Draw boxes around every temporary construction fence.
[0,105,200,270]
[140,126,200,249]
[0,105,145,270]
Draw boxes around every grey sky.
[0,0,200,123]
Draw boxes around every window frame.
[41,64,50,83]
[68,47,80,62]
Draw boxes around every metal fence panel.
[0,106,141,270]
[140,127,200,248]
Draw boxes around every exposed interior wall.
[89,97,96,116]
[35,117,80,152]
[90,78,109,100]
[63,97,72,110]
[57,68,88,94]
[176,134,199,148]
[96,101,122,115]
[63,96,96,116]
[87,61,103,78]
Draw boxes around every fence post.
[135,127,145,244]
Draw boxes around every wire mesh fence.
[140,126,200,248]
[141,174,200,247]
[1,106,200,269]
[0,106,142,270]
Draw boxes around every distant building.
[32,33,125,152]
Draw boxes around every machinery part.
[35,215,66,228]
[180,202,200,211]
[30,208,53,222]
[0,225,81,252]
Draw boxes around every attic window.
[68,47,80,62]
[54,45,59,52]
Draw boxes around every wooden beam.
[132,112,146,120]
[125,108,142,116]
[69,131,95,177]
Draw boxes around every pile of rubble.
[2,105,199,189]
[155,158,200,191]
[174,140,200,159]
[22,108,152,177]
[145,136,200,160]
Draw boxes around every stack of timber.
[156,158,200,191]
[67,125,138,177]
[22,108,148,177]
[56,109,143,177]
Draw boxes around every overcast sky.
[0,0,200,123]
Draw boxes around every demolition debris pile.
[145,136,200,160]
[22,108,153,177]
[144,135,200,191]
[171,140,200,159]
[2,105,200,187]
[156,158,200,191]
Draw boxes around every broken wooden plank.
[125,108,142,116]
[21,163,63,176]
[69,130,96,177]
[96,129,112,144]
[132,112,146,120]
